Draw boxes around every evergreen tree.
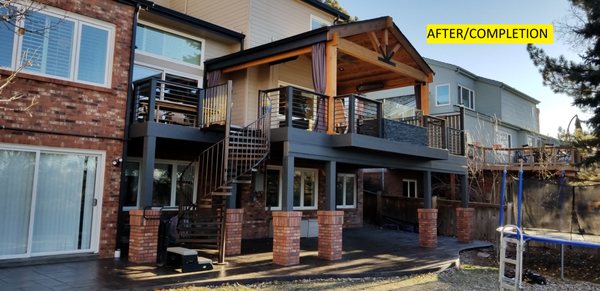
[527,0,600,163]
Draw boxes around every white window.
[458,85,475,110]
[336,174,356,208]
[403,179,418,198]
[0,5,114,86]
[435,84,450,106]
[310,15,331,30]
[265,166,318,210]
[0,144,104,259]
[123,159,197,209]
[135,22,204,68]
[496,131,512,148]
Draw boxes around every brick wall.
[240,163,364,240]
[128,210,160,263]
[0,0,134,258]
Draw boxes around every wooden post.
[326,33,338,134]
[419,82,430,116]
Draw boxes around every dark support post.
[414,84,422,111]
[197,87,205,127]
[282,147,295,211]
[227,183,238,209]
[377,102,384,138]
[286,86,294,128]
[459,106,466,155]
[348,95,356,133]
[148,78,157,122]
[325,161,337,210]
[140,135,157,208]
[423,171,432,208]
[460,174,468,208]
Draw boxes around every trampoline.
[497,164,600,289]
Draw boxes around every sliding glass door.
[0,147,102,259]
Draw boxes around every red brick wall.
[240,162,363,240]
[128,210,160,263]
[0,0,134,258]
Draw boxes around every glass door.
[0,149,100,259]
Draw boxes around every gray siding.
[500,90,539,132]
[473,81,501,117]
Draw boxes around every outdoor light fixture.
[112,157,123,167]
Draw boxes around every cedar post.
[326,33,338,134]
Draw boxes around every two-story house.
[0,0,475,267]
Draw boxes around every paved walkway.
[0,227,491,290]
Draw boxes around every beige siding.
[229,70,248,126]
[275,56,314,90]
[204,40,237,61]
[248,0,334,47]
[152,0,172,8]
[171,0,250,35]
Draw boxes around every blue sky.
[338,0,589,136]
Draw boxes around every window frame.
[402,179,418,198]
[0,142,106,259]
[435,83,451,106]
[336,173,357,209]
[458,84,475,110]
[122,157,198,210]
[1,4,115,87]
[264,166,319,211]
[496,130,512,148]
[135,20,205,70]
[310,15,331,30]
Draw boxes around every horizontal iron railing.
[261,86,328,133]
[132,77,228,128]
[333,94,383,137]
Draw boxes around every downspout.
[115,3,140,258]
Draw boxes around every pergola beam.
[222,46,312,74]
[337,38,428,82]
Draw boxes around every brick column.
[225,209,244,256]
[128,210,161,263]
[272,211,302,266]
[456,207,475,242]
[418,208,438,248]
[317,210,344,260]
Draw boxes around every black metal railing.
[260,86,328,133]
[132,77,229,128]
[333,94,383,137]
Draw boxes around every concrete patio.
[0,227,490,290]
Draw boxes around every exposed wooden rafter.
[337,38,428,82]
[222,46,312,74]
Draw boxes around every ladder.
[499,224,525,290]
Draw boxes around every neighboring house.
[0,0,474,267]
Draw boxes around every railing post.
[286,86,293,128]
[197,87,205,128]
[132,82,140,123]
[460,106,466,156]
[442,119,447,149]
[377,101,384,138]
[148,78,157,123]
[348,95,356,134]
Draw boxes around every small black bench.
[166,247,213,273]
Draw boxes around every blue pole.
[499,166,507,226]
[517,164,524,228]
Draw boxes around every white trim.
[336,173,357,209]
[310,14,331,30]
[8,5,115,87]
[402,179,418,198]
[133,62,203,88]
[264,165,319,211]
[136,20,205,70]
[0,144,106,259]
[458,84,475,110]
[122,157,198,210]
[435,83,451,106]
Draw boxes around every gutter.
[114,3,141,258]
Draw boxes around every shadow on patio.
[0,227,490,290]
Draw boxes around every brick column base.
[456,207,475,242]
[272,211,302,266]
[418,208,438,248]
[225,209,244,256]
[128,210,161,263]
[317,210,344,260]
